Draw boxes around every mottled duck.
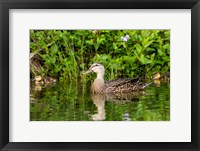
[84,63,152,94]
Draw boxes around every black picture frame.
[0,0,199,151]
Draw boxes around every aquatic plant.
[30,30,170,81]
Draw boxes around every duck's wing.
[105,78,140,88]
[105,77,152,93]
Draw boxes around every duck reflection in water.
[91,94,106,121]
[91,91,146,121]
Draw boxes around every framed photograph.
[0,0,199,150]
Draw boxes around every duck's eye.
[92,64,99,67]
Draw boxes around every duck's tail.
[141,82,153,89]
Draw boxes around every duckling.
[42,77,56,84]
[153,72,170,81]
[153,73,161,80]
[33,75,45,85]
[163,72,170,81]
[33,75,57,85]
[152,73,161,87]
[33,85,43,91]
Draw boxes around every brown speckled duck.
[84,63,152,94]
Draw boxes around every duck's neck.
[96,71,105,81]
[92,71,105,94]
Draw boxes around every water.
[30,80,170,121]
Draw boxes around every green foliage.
[30,30,170,81]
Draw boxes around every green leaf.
[163,43,170,50]
[50,44,58,54]
[85,39,93,45]
[151,53,155,61]
[141,30,151,38]
[135,44,142,54]
[113,43,118,50]
[143,40,154,49]
[146,47,155,52]
[139,54,152,64]
[94,43,99,51]
[158,48,164,56]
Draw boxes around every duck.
[153,72,170,81]
[33,75,45,85]
[163,72,170,81]
[43,76,57,84]
[33,75,56,85]
[153,73,161,80]
[83,63,152,94]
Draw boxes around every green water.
[30,80,170,121]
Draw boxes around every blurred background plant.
[30,30,170,82]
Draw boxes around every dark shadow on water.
[30,80,170,121]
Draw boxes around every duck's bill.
[83,69,92,75]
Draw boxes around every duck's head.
[153,73,161,80]
[83,63,105,75]
[33,75,42,82]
